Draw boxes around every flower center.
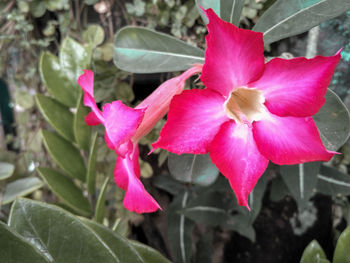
[224,87,265,123]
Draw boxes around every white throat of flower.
[224,87,266,123]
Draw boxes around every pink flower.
[152,9,341,208]
[78,65,202,213]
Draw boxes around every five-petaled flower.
[152,9,341,208]
[78,65,202,213]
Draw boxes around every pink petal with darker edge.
[114,145,160,213]
[77,69,104,123]
[249,52,341,117]
[201,8,265,97]
[209,121,269,208]
[85,111,102,126]
[253,113,335,165]
[152,89,229,154]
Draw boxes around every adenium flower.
[152,9,341,208]
[78,65,202,213]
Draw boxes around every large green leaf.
[113,27,205,73]
[280,162,320,210]
[9,199,119,263]
[87,133,98,194]
[168,153,219,186]
[74,93,91,151]
[37,167,91,216]
[196,0,249,25]
[180,191,230,226]
[94,176,109,223]
[314,89,350,151]
[195,0,220,24]
[130,240,171,263]
[220,0,245,26]
[0,162,14,180]
[253,0,350,45]
[36,94,75,142]
[333,226,350,263]
[0,221,50,263]
[300,240,329,263]
[2,177,44,205]
[153,174,185,195]
[168,191,195,263]
[42,130,86,181]
[80,218,144,263]
[269,174,290,202]
[317,165,350,196]
[39,52,78,107]
[60,37,91,85]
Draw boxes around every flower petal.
[152,89,228,154]
[209,121,269,208]
[253,113,334,165]
[201,8,265,97]
[85,111,102,126]
[103,101,145,153]
[114,144,140,190]
[250,53,341,117]
[114,146,160,213]
[77,69,104,123]
[133,65,202,141]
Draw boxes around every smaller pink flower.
[152,9,341,208]
[78,65,202,213]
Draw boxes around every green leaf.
[195,0,220,24]
[94,176,109,223]
[300,240,328,263]
[280,162,320,210]
[220,0,245,26]
[316,165,350,196]
[83,24,105,48]
[333,226,350,263]
[39,52,78,107]
[269,174,290,202]
[253,0,350,45]
[29,0,46,17]
[74,93,91,151]
[45,0,68,11]
[84,0,99,5]
[180,191,230,226]
[314,89,350,151]
[196,0,244,26]
[35,94,75,142]
[153,174,184,195]
[0,221,50,263]
[9,199,119,263]
[113,26,205,73]
[60,37,91,86]
[168,153,219,186]
[2,177,44,205]
[130,240,171,263]
[37,167,91,216]
[80,218,144,263]
[0,162,14,180]
[42,130,86,181]
[168,191,195,263]
[87,133,98,194]
[224,214,256,242]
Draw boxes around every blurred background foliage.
[0,0,350,263]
